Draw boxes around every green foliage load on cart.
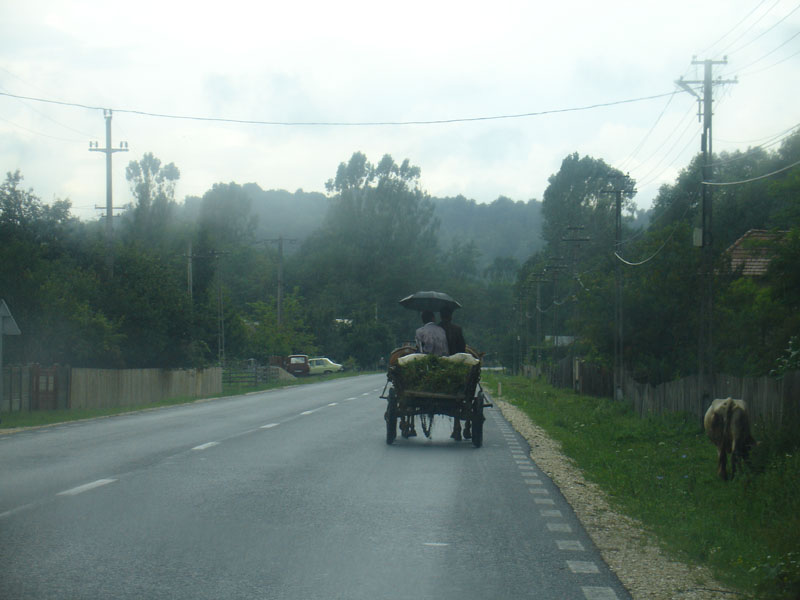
[395,354,474,395]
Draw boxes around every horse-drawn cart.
[381,346,491,447]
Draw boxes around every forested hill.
[244,184,329,242]
[243,184,543,265]
[433,195,544,266]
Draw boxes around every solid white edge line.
[57,479,117,496]
[192,441,219,451]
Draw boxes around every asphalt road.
[0,375,631,600]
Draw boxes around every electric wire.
[0,114,84,143]
[702,158,800,185]
[699,0,774,56]
[738,45,800,77]
[716,0,783,56]
[622,101,698,188]
[633,117,702,188]
[0,89,679,127]
[728,30,800,75]
[716,122,800,145]
[709,127,799,167]
[727,2,800,56]
[614,193,696,267]
[614,92,677,174]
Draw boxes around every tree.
[295,152,441,364]
[244,290,316,361]
[541,153,634,263]
[124,153,180,245]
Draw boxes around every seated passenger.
[415,310,449,356]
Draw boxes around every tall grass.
[485,373,800,600]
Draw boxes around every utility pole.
[563,226,590,387]
[186,240,193,305]
[260,237,297,328]
[602,174,636,401]
[544,260,566,351]
[528,271,548,367]
[89,109,128,277]
[677,58,736,403]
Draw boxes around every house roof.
[726,229,786,276]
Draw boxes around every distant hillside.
[244,184,330,242]
[240,185,543,266]
[433,195,544,267]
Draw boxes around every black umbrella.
[398,291,462,313]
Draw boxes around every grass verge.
[483,372,800,600]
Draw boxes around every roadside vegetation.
[484,372,800,600]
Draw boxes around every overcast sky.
[1,0,799,221]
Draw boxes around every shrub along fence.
[1,366,222,412]
[545,356,800,428]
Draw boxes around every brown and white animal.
[703,397,756,480]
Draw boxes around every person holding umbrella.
[415,310,448,356]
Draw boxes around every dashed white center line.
[57,479,117,496]
[260,423,279,429]
[328,402,338,406]
[0,503,35,519]
[300,410,316,415]
[192,442,219,451]
[422,542,449,547]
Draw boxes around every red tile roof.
[726,229,786,276]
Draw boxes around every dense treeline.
[0,152,528,369]
[2,131,798,381]
[517,131,800,383]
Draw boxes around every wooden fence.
[545,357,800,428]
[68,367,222,410]
[625,371,800,427]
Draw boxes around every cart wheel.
[385,388,398,445]
[471,392,485,448]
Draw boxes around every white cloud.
[1,0,798,221]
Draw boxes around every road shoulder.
[495,398,739,600]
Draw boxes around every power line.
[0,89,679,127]
[728,30,800,74]
[700,0,774,56]
[716,0,783,56]
[715,122,800,145]
[727,1,800,56]
[615,92,677,173]
[738,44,800,77]
[702,157,800,185]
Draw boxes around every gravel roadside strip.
[494,398,741,600]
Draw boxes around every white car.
[308,357,344,375]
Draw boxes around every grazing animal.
[703,397,756,480]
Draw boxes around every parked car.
[308,357,344,375]
[285,354,310,376]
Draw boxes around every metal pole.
[277,237,284,328]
